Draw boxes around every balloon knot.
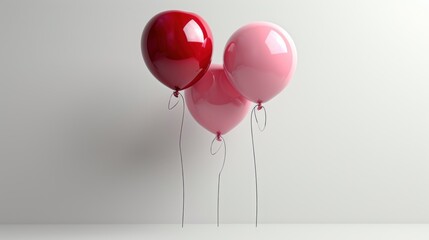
[173,89,179,98]
[216,132,222,142]
[257,101,263,111]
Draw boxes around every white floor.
[0,224,429,240]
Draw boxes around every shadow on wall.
[52,72,197,217]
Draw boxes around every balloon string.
[250,104,267,227]
[210,134,226,227]
[168,91,185,228]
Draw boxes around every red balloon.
[185,65,250,136]
[141,10,213,91]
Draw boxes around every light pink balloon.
[224,22,297,104]
[185,64,250,137]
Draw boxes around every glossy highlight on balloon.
[185,65,250,136]
[224,22,297,104]
[142,10,213,91]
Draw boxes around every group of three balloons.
[141,10,297,227]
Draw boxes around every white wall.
[1,0,429,224]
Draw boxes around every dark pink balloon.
[185,65,250,136]
[142,10,213,91]
[224,22,297,104]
